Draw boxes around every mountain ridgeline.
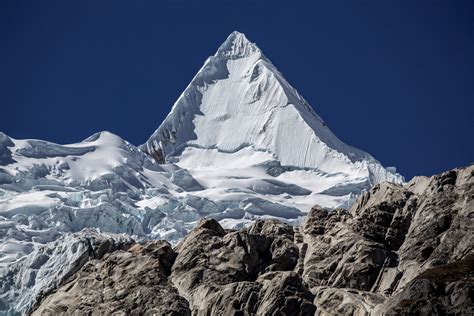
[141,31,402,184]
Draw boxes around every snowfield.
[0,31,403,314]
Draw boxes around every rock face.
[32,241,190,316]
[0,230,134,315]
[31,218,315,316]
[302,165,474,315]
[30,165,473,315]
[171,218,314,315]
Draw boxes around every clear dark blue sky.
[1,1,473,179]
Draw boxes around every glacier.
[142,31,401,182]
[0,31,403,314]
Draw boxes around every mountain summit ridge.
[142,31,402,184]
[216,31,262,59]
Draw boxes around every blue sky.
[1,1,473,179]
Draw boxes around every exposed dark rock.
[31,165,473,315]
[303,165,474,314]
[376,254,474,315]
[0,132,15,166]
[32,241,190,316]
[171,218,311,314]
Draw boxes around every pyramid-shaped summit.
[142,31,403,185]
[216,31,261,58]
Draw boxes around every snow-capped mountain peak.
[142,31,402,184]
[216,31,262,59]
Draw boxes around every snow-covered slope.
[142,31,401,183]
[0,131,204,314]
[0,31,403,314]
[141,31,402,210]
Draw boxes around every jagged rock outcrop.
[30,165,473,315]
[0,230,134,315]
[32,241,190,315]
[30,218,315,315]
[170,218,314,315]
[302,165,474,315]
[378,254,474,315]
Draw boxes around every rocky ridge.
[29,165,474,315]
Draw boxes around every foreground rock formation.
[303,165,474,315]
[29,165,474,315]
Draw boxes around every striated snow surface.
[142,31,402,183]
[0,31,403,314]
